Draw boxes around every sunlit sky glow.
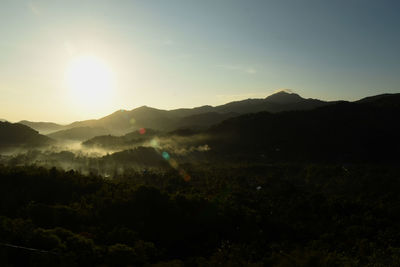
[0,0,399,123]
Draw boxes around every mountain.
[167,105,215,117]
[82,128,159,149]
[169,112,239,130]
[0,119,7,122]
[206,98,400,162]
[0,121,54,151]
[214,91,327,114]
[82,93,400,162]
[18,120,64,134]
[101,146,170,169]
[60,106,175,135]
[356,93,400,109]
[47,126,111,141]
[81,125,209,151]
[47,106,176,141]
[52,91,330,141]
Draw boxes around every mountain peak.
[265,90,304,104]
[134,105,155,111]
[132,105,166,113]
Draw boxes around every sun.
[65,55,115,110]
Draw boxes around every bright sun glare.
[65,55,115,110]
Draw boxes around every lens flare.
[150,138,159,148]
[162,151,170,160]
[139,128,146,135]
[169,159,178,169]
[184,174,191,182]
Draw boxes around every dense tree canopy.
[1,163,400,266]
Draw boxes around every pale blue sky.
[1,0,399,123]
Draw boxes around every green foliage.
[1,163,400,266]
[29,228,64,251]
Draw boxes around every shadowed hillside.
[49,91,331,141]
[82,128,159,149]
[0,122,54,151]
[356,93,400,109]
[213,91,327,114]
[47,126,111,141]
[207,97,400,162]
[79,93,400,163]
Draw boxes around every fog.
[0,133,212,178]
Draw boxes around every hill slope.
[214,91,327,114]
[54,91,330,140]
[18,120,64,134]
[47,126,111,141]
[357,93,400,109]
[207,97,400,162]
[0,122,54,151]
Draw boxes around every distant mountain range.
[356,93,400,108]
[80,92,400,162]
[2,91,400,159]
[206,95,400,162]
[20,91,330,141]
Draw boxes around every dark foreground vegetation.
[1,162,400,266]
[1,92,400,266]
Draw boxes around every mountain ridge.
[17,91,400,142]
[18,120,64,134]
[206,100,400,161]
[43,91,331,140]
[0,121,54,151]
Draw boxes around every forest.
[1,163,400,266]
[1,93,400,266]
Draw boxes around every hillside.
[357,93,400,109]
[207,97,400,162]
[0,121,54,151]
[81,93,400,157]
[213,91,327,114]
[169,112,239,130]
[50,91,331,140]
[18,120,64,134]
[47,126,111,141]
[82,128,159,149]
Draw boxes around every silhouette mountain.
[0,121,54,151]
[82,128,159,149]
[207,96,400,162]
[101,146,170,168]
[18,120,64,134]
[48,91,330,141]
[170,112,239,130]
[356,93,400,109]
[213,91,326,114]
[47,107,175,141]
[81,93,400,163]
[47,126,111,141]
[168,105,215,117]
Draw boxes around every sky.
[0,0,399,123]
